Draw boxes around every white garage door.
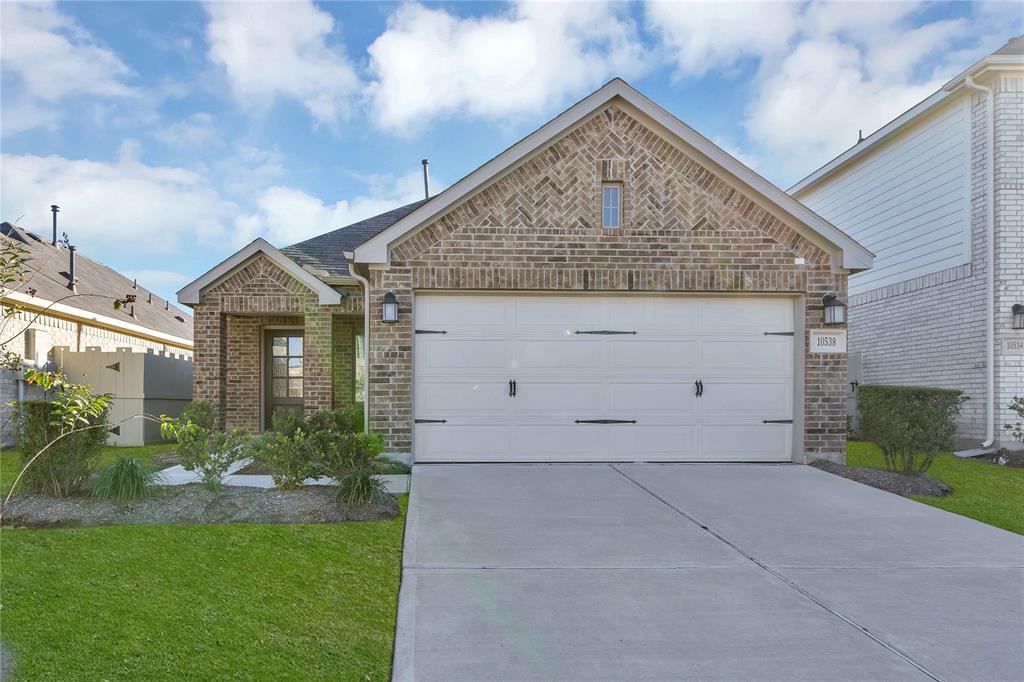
[413,294,795,462]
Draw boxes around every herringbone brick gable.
[393,105,828,268]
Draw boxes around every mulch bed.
[971,450,1024,469]
[0,485,398,529]
[811,459,952,497]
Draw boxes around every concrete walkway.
[394,463,1024,681]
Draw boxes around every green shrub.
[270,408,304,436]
[160,401,250,489]
[90,456,164,503]
[246,430,318,489]
[16,399,109,497]
[857,384,964,475]
[335,467,389,505]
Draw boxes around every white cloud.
[744,38,944,176]
[0,1,135,101]
[157,113,221,147]
[204,0,359,125]
[0,149,237,257]
[366,1,649,135]
[0,1,138,135]
[233,170,438,246]
[641,1,991,183]
[645,1,799,77]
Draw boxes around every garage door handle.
[509,380,514,397]
[762,419,793,424]
[695,380,703,397]
[574,419,637,424]
[512,380,517,397]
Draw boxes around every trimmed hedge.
[857,384,964,475]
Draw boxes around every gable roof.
[354,78,873,271]
[1,223,193,346]
[790,34,1024,196]
[281,199,428,279]
[177,237,342,306]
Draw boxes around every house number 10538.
[810,330,847,354]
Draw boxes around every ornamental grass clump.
[90,456,164,503]
[857,384,964,476]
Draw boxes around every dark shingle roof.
[281,199,429,278]
[1,223,193,342]
[994,35,1024,56]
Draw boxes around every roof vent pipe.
[68,245,77,291]
[50,205,60,246]
[421,159,430,199]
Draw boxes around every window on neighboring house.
[602,183,621,228]
[355,333,366,404]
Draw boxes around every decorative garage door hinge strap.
[763,331,794,336]
[573,330,637,335]
[415,329,447,334]
[761,419,793,424]
[574,419,638,424]
[415,419,447,424]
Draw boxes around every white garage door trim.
[413,293,802,463]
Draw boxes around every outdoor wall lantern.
[822,295,847,326]
[381,292,399,323]
[1013,304,1024,330]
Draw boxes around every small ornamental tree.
[1004,396,1024,445]
[857,384,964,475]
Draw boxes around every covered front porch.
[184,250,365,431]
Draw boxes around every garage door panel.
[516,424,610,459]
[418,338,507,371]
[416,296,512,328]
[416,424,514,461]
[608,382,697,416]
[701,424,791,461]
[699,381,792,417]
[516,299,601,327]
[701,339,792,373]
[515,381,604,413]
[610,425,699,459]
[514,340,601,369]
[417,380,511,413]
[700,298,792,332]
[608,340,697,370]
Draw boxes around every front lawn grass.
[1,497,407,680]
[0,443,174,497]
[847,441,1024,535]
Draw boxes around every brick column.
[192,303,227,429]
[303,308,333,414]
[803,271,849,463]
[225,315,261,431]
[368,268,413,453]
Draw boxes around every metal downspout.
[964,75,996,448]
[347,254,371,434]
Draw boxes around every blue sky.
[1,1,1019,306]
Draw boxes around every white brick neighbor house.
[180,80,872,465]
[0,221,194,444]
[791,36,1024,450]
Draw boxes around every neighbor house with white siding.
[791,36,1024,450]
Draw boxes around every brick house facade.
[181,80,872,464]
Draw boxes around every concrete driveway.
[393,464,1024,681]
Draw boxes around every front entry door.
[265,330,304,430]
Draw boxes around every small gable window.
[601,183,621,229]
